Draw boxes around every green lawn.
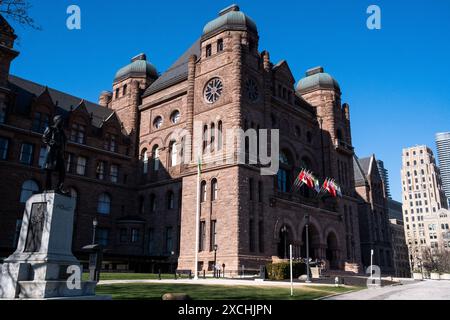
[96,283,357,300]
[82,272,190,281]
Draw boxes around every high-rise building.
[436,132,450,207]
[376,160,391,199]
[401,145,448,268]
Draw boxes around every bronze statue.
[42,115,67,194]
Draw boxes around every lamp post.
[92,217,98,245]
[305,214,311,283]
[213,244,218,278]
[281,226,288,259]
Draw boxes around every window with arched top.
[141,149,148,174]
[336,128,343,140]
[167,191,175,210]
[169,141,177,167]
[211,179,218,201]
[277,151,292,193]
[152,145,160,171]
[139,196,145,214]
[210,123,215,152]
[149,194,156,213]
[170,110,180,124]
[20,180,39,203]
[203,125,208,152]
[69,187,78,210]
[200,181,207,203]
[217,121,223,150]
[97,193,111,215]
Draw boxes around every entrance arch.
[301,224,320,260]
[326,232,339,269]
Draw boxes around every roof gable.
[8,75,113,128]
[143,38,201,97]
[273,60,295,85]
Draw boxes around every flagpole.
[193,157,201,280]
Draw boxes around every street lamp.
[280,226,288,259]
[213,244,218,278]
[92,217,98,245]
[305,214,311,283]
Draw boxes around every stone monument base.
[0,192,99,299]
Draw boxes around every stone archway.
[326,232,340,270]
[300,224,321,260]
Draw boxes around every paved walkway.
[98,278,339,288]
[326,280,450,300]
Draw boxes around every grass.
[82,273,190,281]
[96,283,357,300]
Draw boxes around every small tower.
[296,67,354,188]
[106,53,158,156]
[0,15,19,88]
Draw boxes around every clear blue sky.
[8,0,450,201]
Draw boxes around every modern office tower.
[401,145,449,269]
[436,132,450,207]
[377,160,391,199]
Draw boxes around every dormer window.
[32,112,50,133]
[217,39,224,52]
[70,123,86,144]
[206,44,212,57]
[104,134,118,152]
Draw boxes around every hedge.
[265,262,306,280]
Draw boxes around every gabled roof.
[8,75,113,128]
[143,38,201,97]
[353,155,373,186]
[0,14,16,37]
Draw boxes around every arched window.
[217,121,223,150]
[200,181,207,203]
[152,145,160,171]
[203,125,208,152]
[170,110,180,124]
[211,179,218,201]
[169,141,177,167]
[139,196,145,214]
[141,149,148,174]
[97,193,111,215]
[210,123,215,152]
[20,180,39,203]
[149,194,156,213]
[167,191,175,209]
[277,151,292,193]
[69,188,78,210]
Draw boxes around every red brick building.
[0,6,395,274]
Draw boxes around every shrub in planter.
[266,262,306,280]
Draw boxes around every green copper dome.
[296,67,340,94]
[202,4,257,37]
[114,53,158,82]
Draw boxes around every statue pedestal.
[0,192,97,299]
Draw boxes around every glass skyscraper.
[436,132,450,206]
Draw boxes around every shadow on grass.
[96,283,356,300]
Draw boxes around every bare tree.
[0,0,40,29]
